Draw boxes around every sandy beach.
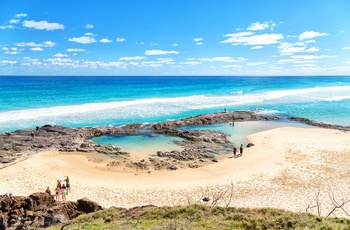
[1,125,350,217]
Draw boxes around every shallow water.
[181,120,313,146]
[91,134,185,159]
[92,120,313,158]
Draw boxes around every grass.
[44,204,350,230]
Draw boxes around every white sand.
[1,126,350,217]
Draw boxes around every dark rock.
[77,198,102,213]
[0,193,102,229]
[246,143,255,148]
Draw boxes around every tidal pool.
[91,134,184,159]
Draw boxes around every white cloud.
[295,64,317,67]
[179,61,201,65]
[251,46,263,49]
[196,42,203,45]
[277,59,316,64]
[119,56,147,61]
[81,61,125,69]
[304,40,316,43]
[9,19,20,24]
[305,47,320,52]
[116,38,126,42]
[5,51,20,55]
[68,36,97,44]
[1,60,17,64]
[22,20,64,30]
[342,47,350,50]
[299,31,328,40]
[193,38,203,42]
[278,42,320,55]
[66,48,86,52]
[85,24,94,29]
[15,13,28,18]
[16,42,38,47]
[54,53,68,57]
[248,21,271,31]
[140,61,163,67]
[200,56,247,62]
[149,42,158,46]
[0,25,14,29]
[247,62,267,66]
[157,58,174,64]
[221,64,242,68]
[47,57,73,63]
[291,54,336,60]
[278,42,306,54]
[100,38,112,43]
[30,47,43,51]
[15,41,55,47]
[172,43,179,47]
[144,50,179,55]
[84,32,97,37]
[43,41,55,47]
[221,32,283,46]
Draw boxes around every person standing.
[233,146,237,157]
[55,186,61,202]
[240,144,243,156]
[64,176,71,194]
[61,184,67,202]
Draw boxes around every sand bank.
[1,126,350,217]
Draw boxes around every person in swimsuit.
[55,186,61,201]
[56,180,61,189]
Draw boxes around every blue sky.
[1,0,350,76]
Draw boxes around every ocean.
[1,76,350,132]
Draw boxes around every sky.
[1,0,350,76]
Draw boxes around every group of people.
[45,176,71,202]
[233,144,244,157]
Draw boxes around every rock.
[202,197,210,202]
[246,143,255,148]
[0,193,103,229]
[77,198,102,213]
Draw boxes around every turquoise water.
[1,76,350,132]
[91,134,184,157]
[91,120,313,155]
[181,120,313,147]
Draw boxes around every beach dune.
[1,126,350,217]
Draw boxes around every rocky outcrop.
[0,193,102,229]
[3,111,347,170]
[152,111,279,131]
[289,117,350,131]
[0,125,135,169]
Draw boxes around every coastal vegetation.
[45,204,350,229]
